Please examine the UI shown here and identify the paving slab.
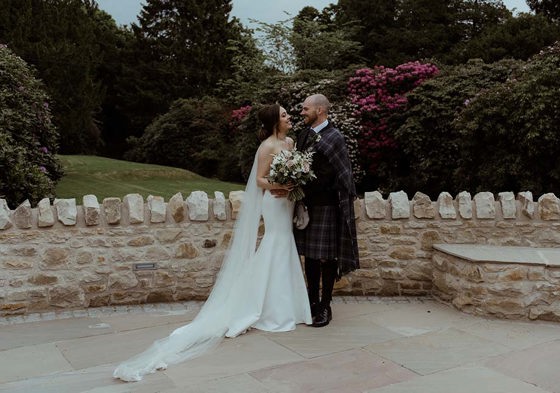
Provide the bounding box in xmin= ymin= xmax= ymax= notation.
xmin=0 ymin=317 xmax=113 ymax=351
xmin=325 ymin=301 xmax=395 ymax=320
xmin=486 ymin=339 xmax=560 ymax=393
xmin=251 ymin=348 xmax=418 ymax=393
xmin=361 ymin=300 xmax=474 ymax=337
xmin=0 ymin=364 xmax=174 ymax=393
xmin=163 ymin=332 xmax=305 ymax=386
xmin=58 ymin=322 xmax=186 ymax=370
xmin=364 ymin=365 xmax=551 ymax=393
xmin=462 ymin=318 xmax=560 ymax=350
xmin=0 ymin=342 xmax=73 ymax=384
xmin=365 ymin=327 xmax=512 ymax=375
xmin=161 ymin=373 xmax=271 ymax=393
xmin=264 ymin=304 xmax=402 ymax=358
xmin=99 ymin=308 xmax=197 ymax=333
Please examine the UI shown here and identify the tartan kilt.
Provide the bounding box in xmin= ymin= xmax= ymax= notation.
xmin=294 ymin=205 xmax=338 ymax=260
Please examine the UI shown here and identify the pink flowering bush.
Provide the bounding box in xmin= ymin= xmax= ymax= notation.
xmin=229 ymin=71 xmax=365 ymax=184
xmin=347 ymin=62 xmax=439 ymax=181
xmin=229 ymin=105 xmax=252 ymax=130
xmin=228 ymin=64 xmax=439 ymax=190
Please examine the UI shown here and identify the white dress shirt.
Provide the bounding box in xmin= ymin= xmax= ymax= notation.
xmin=312 ymin=119 xmax=328 ymax=133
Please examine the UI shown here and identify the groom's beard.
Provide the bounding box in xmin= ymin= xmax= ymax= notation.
xmin=303 ymin=114 xmax=318 ymax=127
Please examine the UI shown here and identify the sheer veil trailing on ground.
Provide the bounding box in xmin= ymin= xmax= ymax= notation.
xmin=113 ymin=151 xmax=264 ymax=382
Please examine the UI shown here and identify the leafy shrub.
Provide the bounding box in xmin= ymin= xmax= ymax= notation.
xmin=0 ymin=44 xmax=63 ymax=207
xmin=454 ymin=42 xmax=560 ymax=195
xmin=389 ymin=58 xmax=523 ymax=197
xmin=125 ymin=96 xmax=242 ymax=181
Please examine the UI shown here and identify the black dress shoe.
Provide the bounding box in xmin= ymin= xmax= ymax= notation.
xmin=310 ymin=302 xmax=320 ymax=318
xmin=312 ymin=306 xmax=332 ymax=327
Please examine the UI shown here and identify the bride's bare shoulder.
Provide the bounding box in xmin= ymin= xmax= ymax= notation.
xmin=257 ymin=140 xmax=275 ymax=157
xmin=286 ymin=137 xmax=294 ymax=149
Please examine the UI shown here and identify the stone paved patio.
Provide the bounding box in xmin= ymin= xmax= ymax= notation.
xmin=1 ymin=296 xmax=559 ymax=393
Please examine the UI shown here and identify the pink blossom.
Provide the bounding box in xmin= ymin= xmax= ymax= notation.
xmin=348 ymin=61 xmax=439 ymax=173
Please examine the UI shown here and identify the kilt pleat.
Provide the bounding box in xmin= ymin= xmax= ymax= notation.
xmin=295 ymin=205 xmax=338 ymax=260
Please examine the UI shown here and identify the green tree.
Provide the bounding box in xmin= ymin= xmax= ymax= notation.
xmin=252 ymin=17 xmax=297 ymax=74
xmin=381 ymin=0 xmax=464 ymax=65
xmin=527 ymin=0 xmax=560 ymax=21
xmin=217 ymin=25 xmax=269 ymax=105
xmin=334 ymin=0 xmax=399 ymax=65
xmin=118 ymin=0 xmax=241 ymax=160
xmin=333 ymin=0 xmax=513 ymax=66
xmin=454 ymin=13 xmax=560 ymax=63
xmin=457 ymin=0 xmax=511 ymax=39
xmin=291 ymin=7 xmax=363 ymax=71
xmin=94 ymin=14 xmax=141 ymax=158
xmin=0 ymin=44 xmax=63 ymax=206
xmin=133 ymin=0 xmax=238 ymax=99
xmin=0 ymin=0 xmax=110 ymax=154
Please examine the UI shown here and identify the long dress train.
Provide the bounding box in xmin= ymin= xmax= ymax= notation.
xmin=113 ymin=149 xmax=311 ymax=382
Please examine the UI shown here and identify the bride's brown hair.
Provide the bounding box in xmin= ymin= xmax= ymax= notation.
xmin=257 ymin=104 xmax=280 ymax=141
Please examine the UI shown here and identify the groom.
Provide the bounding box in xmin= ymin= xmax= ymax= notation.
xmin=294 ymin=94 xmax=359 ymax=327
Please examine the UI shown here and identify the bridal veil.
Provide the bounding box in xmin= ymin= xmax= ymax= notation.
xmin=113 ymin=150 xmax=264 ymax=382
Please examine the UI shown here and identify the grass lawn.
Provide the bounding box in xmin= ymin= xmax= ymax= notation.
xmin=55 ymin=155 xmax=245 ymax=201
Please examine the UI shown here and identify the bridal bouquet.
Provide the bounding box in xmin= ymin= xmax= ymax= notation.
xmin=268 ymin=148 xmax=316 ymax=201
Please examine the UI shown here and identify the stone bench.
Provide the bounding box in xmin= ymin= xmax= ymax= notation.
xmin=432 ymin=244 xmax=560 ymax=322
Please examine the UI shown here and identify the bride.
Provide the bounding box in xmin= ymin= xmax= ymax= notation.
xmin=113 ymin=104 xmax=312 ymax=382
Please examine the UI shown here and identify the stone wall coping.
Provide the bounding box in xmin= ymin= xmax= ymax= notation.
xmin=433 ymin=244 xmax=560 ymax=266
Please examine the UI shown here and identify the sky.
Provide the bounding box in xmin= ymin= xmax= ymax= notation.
xmin=96 ymin=0 xmax=532 ymax=27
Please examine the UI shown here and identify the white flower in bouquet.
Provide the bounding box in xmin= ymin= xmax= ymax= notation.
xmin=268 ymin=148 xmax=316 ymax=201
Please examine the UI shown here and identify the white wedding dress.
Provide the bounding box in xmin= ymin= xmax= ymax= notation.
xmin=113 ymin=149 xmax=311 ymax=382
xmin=225 ymin=189 xmax=312 ymax=336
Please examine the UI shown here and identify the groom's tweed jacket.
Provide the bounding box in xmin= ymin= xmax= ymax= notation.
xmin=295 ymin=122 xmax=360 ymax=278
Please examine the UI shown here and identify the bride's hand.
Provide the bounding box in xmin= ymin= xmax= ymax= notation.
xmin=270 ymin=183 xmax=292 ymax=198
xmin=281 ymin=182 xmax=294 ymax=192
xmin=270 ymin=189 xmax=289 ymax=198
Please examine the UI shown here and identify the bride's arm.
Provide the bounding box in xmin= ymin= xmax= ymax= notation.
xmin=256 ymin=145 xmax=291 ymax=191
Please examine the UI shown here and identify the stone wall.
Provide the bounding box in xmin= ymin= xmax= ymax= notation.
xmin=432 ymin=244 xmax=560 ymax=321
xmin=1 ymin=190 xmax=560 ymax=316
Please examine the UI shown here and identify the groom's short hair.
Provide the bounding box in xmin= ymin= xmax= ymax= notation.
xmin=309 ymin=94 xmax=331 ymax=113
